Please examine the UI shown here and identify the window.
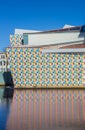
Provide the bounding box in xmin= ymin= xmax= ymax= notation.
xmin=0 ymin=61 xmax=2 ymax=66
xmin=3 ymin=61 xmax=6 ymax=66
xmin=80 ymin=25 xmax=85 ymax=32
xmin=23 ymin=34 xmax=28 ymax=45
xmin=1 ymin=55 xmax=5 ymax=59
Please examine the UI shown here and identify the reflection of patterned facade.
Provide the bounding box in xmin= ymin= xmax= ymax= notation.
xmin=6 ymin=90 xmax=85 ymax=130
xmin=6 ymin=25 xmax=85 ymax=88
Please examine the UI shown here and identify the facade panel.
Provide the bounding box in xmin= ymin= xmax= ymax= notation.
xmin=6 ymin=47 xmax=85 ymax=88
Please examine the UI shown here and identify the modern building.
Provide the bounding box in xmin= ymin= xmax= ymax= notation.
xmin=6 ymin=25 xmax=85 ymax=88
xmin=11 ymin=25 xmax=85 ymax=48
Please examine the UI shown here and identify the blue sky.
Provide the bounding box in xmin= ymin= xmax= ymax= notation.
xmin=0 ymin=0 xmax=85 ymax=51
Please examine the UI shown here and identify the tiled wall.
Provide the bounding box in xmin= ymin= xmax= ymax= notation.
xmin=10 ymin=34 xmax=23 ymax=46
xmin=6 ymin=47 xmax=85 ymax=88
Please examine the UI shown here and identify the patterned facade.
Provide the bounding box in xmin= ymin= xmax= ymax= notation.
xmin=10 ymin=34 xmax=23 ymax=46
xmin=6 ymin=37 xmax=85 ymax=88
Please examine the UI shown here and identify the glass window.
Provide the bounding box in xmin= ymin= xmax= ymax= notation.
xmin=0 ymin=61 xmax=2 ymax=66
xmin=1 ymin=55 xmax=5 ymax=59
xmin=3 ymin=61 xmax=6 ymax=65
xmin=80 ymin=25 xmax=85 ymax=32
xmin=23 ymin=34 xmax=28 ymax=45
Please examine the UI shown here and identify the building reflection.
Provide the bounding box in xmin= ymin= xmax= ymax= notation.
xmin=0 ymin=87 xmax=13 ymax=130
xmin=6 ymin=89 xmax=85 ymax=130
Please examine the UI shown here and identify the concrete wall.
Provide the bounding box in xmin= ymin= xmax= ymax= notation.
xmin=28 ymin=32 xmax=84 ymax=46
xmin=0 ymin=72 xmax=6 ymax=85
xmin=10 ymin=32 xmax=85 ymax=48
xmin=15 ymin=29 xmax=41 ymax=34
xmin=6 ymin=47 xmax=85 ymax=88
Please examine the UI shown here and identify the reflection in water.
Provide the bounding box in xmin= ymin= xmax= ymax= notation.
xmin=0 ymin=87 xmax=14 ymax=130
xmin=3 ymin=87 xmax=14 ymax=98
xmin=5 ymin=89 xmax=85 ymax=130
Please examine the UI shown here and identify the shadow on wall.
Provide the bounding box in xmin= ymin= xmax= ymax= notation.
xmin=3 ymin=71 xmax=14 ymax=86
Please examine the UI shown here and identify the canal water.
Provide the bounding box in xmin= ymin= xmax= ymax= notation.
xmin=0 ymin=88 xmax=85 ymax=130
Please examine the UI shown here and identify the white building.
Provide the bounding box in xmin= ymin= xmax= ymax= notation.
xmin=15 ymin=29 xmax=41 ymax=34
xmin=15 ymin=25 xmax=85 ymax=48
xmin=0 ymin=52 xmax=7 ymax=72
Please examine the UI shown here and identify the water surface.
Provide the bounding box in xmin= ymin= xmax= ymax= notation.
xmin=0 ymin=88 xmax=85 ymax=130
